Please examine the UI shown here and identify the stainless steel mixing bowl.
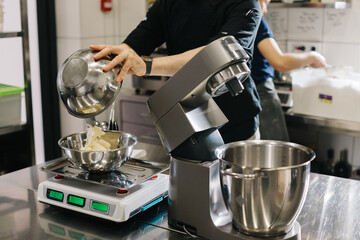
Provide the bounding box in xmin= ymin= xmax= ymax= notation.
xmin=57 ymin=48 xmax=122 ymax=118
xmin=215 ymin=140 xmax=315 ymax=237
xmin=58 ymin=131 xmax=137 ymax=173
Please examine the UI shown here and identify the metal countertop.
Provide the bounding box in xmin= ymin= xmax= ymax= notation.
xmin=1 ymin=150 xmax=360 ymax=239
xmin=285 ymin=111 xmax=360 ymax=137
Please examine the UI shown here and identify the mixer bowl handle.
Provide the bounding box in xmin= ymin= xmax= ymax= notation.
xmin=221 ymin=170 xmax=264 ymax=179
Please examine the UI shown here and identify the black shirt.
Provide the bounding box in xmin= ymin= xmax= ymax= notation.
xmin=123 ymin=0 xmax=261 ymax=142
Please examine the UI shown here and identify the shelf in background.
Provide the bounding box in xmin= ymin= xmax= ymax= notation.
xmin=0 ymin=124 xmax=26 ymax=136
xmin=0 ymin=32 xmax=23 ymax=38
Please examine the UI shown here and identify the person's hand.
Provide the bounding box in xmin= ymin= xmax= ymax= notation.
xmin=309 ymin=51 xmax=327 ymax=69
xmin=89 ymin=44 xmax=146 ymax=82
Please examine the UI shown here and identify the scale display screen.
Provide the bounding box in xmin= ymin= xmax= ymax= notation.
xmin=68 ymin=195 xmax=85 ymax=207
xmin=47 ymin=189 xmax=64 ymax=202
xmin=91 ymin=201 xmax=109 ymax=213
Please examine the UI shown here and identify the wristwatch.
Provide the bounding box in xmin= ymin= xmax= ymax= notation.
xmin=141 ymin=56 xmax=153 ymax=77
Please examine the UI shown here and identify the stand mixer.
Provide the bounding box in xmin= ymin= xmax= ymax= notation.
xmin=147 ymin=36 xmax=304 ymax=240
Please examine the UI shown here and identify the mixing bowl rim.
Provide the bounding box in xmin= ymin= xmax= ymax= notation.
xmin=216 ymin=140 xmax=316 ymax=171
xmin=57 ymin=130 xmax=138 ymax=153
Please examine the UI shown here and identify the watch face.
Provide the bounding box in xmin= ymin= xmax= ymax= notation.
xmin=141 ymin=56 xmax=152 ymax=61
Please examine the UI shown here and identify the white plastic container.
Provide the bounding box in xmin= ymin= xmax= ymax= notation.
xmin=0 ymin=84 xmax=24 ymax=127
xmin=291 ymin=68 xmax=360 ymax=123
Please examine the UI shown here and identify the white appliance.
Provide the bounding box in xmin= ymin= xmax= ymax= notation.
xmin=38 ymin=145 xmax=170 ymax=223
xmin=38 ymin=173 xmax=168 ymax=222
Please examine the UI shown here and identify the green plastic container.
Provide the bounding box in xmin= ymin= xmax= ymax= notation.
xmin=0 ymin=84 xmax=24 ymax=128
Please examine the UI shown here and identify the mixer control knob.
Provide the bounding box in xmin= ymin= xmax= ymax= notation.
xmin=226 ymin=78 xmax=244 ymax=96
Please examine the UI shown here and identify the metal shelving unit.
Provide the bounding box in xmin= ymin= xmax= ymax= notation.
xmin=0 ymin=0 xmax=35 ymax=170
xmin=0 ymin=31 xmax=22 ymax=38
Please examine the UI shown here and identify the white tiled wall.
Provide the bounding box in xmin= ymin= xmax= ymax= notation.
xmin=0 ymin=37 xmax=24 ymax=88
xmin=268 ymin=3 xmax=360 ymax=72
xmin=118 ymin=0 xmax=147 ymax=38
xmin=323 ymin=8 xmax=360 ymax=44
xmin=287 ymin=8 xmax=323 ymax=42
xmin=322 ymin=42 xmax=360 ymax=70
xmin=1 ymin=0 xmax=21 ymax=32
xmin=264 ymin=8 xmax=288 ymax=41
xmin=268 ymin=3 xmax=360 ymax=170
xmin=55 ymin=0 xmax=147 ymax=137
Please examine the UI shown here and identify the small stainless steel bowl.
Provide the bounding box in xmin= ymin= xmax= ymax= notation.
xmin=58 ymin=131 xmax=137 ymax=173
xmin=57 ymin=48 xmax=121 ymax=118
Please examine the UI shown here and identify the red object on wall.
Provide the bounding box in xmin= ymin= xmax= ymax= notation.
xmin=101 ymin=0 xmax=112 ymax=12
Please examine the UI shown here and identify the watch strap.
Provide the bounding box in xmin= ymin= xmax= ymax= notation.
xmin=141 ymin=56 xmax=152 ymax=77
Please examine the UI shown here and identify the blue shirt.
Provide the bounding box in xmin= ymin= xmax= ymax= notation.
xmin=251 ymin=18 xmax=275 ymax=84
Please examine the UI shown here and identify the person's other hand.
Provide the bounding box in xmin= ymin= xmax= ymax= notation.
xmin=89 ymin=44 xmax=146 ymax=82
xmin=309 ymin=51 xmax=327 ymax=69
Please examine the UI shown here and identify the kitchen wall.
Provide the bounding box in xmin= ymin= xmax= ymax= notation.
xmin=55 ymin=0 xmax=360 ymax=171
xmin=267 ymin=2 xmax=360 ymax=171
xmin=55 ymin=0 xmax=147 ymax=137
xmin=267 ymin=1 xmax=360 ymax=72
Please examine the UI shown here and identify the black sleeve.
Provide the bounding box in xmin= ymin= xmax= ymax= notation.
xmin=209 ymin=0 xmax=261 ymax=61
xmin=123 ymin=0 xmax=166 ymax=56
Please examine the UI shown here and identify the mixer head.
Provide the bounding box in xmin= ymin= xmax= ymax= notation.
xmin=147 ymin=36 xmax=251 ymax=158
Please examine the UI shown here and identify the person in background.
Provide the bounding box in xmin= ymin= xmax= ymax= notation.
xmin=253 ymin=0 xmax=327 ymax=141
xmin=90 ymin=0 xmax=262 ymax=143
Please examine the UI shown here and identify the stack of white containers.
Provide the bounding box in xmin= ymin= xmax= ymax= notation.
xmin=0 ymin=0 xmax=3 ymax=32
xmin=291 ymin=67 xmax=360 ymax=123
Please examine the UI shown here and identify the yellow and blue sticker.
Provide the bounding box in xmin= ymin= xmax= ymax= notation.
xmin=318 ymin=93 xmax=332 ymax=104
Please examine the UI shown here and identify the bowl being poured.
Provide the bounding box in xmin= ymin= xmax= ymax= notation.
xmin=57 ymin=48 xmax=122 ymax=118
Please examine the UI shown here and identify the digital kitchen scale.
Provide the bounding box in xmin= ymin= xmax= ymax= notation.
xmin=38 ymin=155 xmax=169 ymax=222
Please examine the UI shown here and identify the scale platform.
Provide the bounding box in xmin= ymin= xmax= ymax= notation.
xmin=38 ymin=154 xmax=169 ymax=222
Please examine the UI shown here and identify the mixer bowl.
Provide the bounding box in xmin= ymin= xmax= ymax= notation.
xmin=215 ymin=140 xmax=315 ymax=237
xmin=57 ymin=48 xmax=122 ymax=118
xmin=58 ymin=131 xmax=137 ymax=173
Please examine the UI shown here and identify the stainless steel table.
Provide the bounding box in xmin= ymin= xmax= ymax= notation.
xmin=1 ymin=158 xmax=360 ymax=239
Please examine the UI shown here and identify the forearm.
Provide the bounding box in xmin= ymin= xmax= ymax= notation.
xmin=273 ymin=52 xmax=316 ymax=72
xmin=90 ymin=43 xmax=205 ymax=81
xmin=151 ymin=47 xmax=205 ymax=76
xmin=259 ymin=38 xmax=327 ymax=72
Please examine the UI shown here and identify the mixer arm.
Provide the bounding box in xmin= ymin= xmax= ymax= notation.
xmin=147 ymin=36 xmax=251 ymax=157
